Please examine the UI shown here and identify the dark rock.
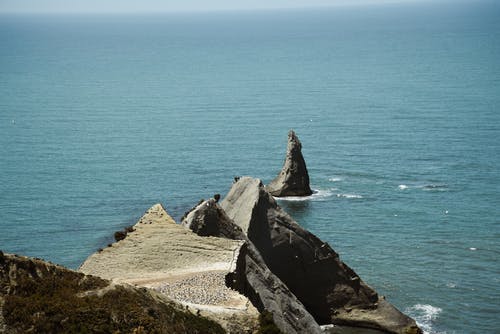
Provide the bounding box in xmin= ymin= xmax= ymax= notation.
xmin=113 ymin=226 xmax=135 ymax=243
xmin=214 ymin=194 xmax=221 ymax=202
xmin=182 ymin=199 xmax=322 ymax=334
xmin=221 ymin=177 xmax=421 ymax=334
xmin=266 ymin=130 xmax=313 ymax=197
xmin=114 ymin=230 xmax=127 ymax=242
xmin=182 ymin=198 xmax=245 ymax=239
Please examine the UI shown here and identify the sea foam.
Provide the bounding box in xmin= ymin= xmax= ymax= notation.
xmin=405 ymin=304 xmax=443 ymax=334
xmin=275 ymin=189 xmax=334 ymax=202
xmin=336 ymin=193 xmax=363 ymax=199
xmin=328 ymin=177 xmax=343 ymax=182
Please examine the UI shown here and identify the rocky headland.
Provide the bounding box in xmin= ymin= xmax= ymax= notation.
xmin=0 ymin=131 xmax=421 ymax=334
xmin=221 ymin=177 xmax=420 ymax=334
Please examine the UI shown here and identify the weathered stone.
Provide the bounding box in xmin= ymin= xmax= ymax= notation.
xmin=267 ymin=130 xmax=313 ymax=197
xmin=182 ymin=198 xmax=322 ymax=334
xmin=114 ymin=230 xmax=127 ymax=242
xmin=221 ymin=177 xmax=421 ymax=334
xmin=80 ymin=204 xmax=259 ymax=334
xmin=182 ymin=198 xmax=244 ymax=239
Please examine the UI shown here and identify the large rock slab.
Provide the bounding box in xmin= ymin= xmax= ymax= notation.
xmin=80 ymin=204 xmax=243 ymax=285
xmin=266 ymin=130 xmax=313 ymax=197
xmin=182 ymin=198 xmax=323 ymax=334
xmin=80 ymin=204 xmax=259 ymax=333
xmin=221 ymin=177 xmax=421 ymax=334
xmin=0 ymin=252 xmax=224 ymax=334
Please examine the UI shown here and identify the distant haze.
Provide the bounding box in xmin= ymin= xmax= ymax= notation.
xmin=0 ymin=0 xmax=430 ymax=14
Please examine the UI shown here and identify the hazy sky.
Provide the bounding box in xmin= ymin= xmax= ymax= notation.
xmin=0 ymin=0 xmax=425 ymax=13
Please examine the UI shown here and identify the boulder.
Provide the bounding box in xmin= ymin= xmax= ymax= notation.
xmin=221 ymin=177 xmax=422 ymax=334
xmin=182 ymin=198 xmax=323 ymax=334
xmin=0 ymin=253 xmax=224 ymax=334
xmin=267 ymin=130 xmax=313 ymax=197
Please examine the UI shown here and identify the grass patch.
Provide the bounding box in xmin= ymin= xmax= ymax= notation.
xmin=1 ymin=255 xmax=225 ymax=334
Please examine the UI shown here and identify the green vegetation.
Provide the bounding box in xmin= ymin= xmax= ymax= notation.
xmin=1 ymin=255 xmax=225 ymax=334
xmin=257 ymin=310 xmax=283 ymax=334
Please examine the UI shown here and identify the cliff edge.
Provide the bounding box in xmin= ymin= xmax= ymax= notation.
xmin=182 ymin=198 xmax=322 ymax=334
xmin=0 ymin=251 xmax=224 ymax=334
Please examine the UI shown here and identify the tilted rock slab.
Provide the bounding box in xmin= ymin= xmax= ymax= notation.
xmin=266 ymin=130 xmax=313 ymax=197
xmin=183 ymin=198 xmax=323 ymax=334
xmin=221 ymin=177 xmax=422 ymax=334
xmin=80 ymin=204 xmax=259 ymax=334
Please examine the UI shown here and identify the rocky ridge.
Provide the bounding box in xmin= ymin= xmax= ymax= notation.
xmin=182 ymin=198 xmax=323 ymax=334
xmin=1 ymin=131 xmax=422 ymax=334
xmin=221 ymin=177 xmax=421 ymax=334
xmin=79 ymin=204 xmax=260 ymax=333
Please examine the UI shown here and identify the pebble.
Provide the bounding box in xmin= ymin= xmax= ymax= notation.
xmin=155 ymin=272 xmax=232 ymax=305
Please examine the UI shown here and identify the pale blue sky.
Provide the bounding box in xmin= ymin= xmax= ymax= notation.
xmin=0 ymin=0 xmax=426 ymax=13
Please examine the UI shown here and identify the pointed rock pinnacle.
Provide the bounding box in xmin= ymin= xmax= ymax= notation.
xmin=266 ymin=130 xmax=313 ymax=197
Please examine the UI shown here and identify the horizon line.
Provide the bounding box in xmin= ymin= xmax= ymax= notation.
xmin=0 ymin=0 xmax=464 ymax=15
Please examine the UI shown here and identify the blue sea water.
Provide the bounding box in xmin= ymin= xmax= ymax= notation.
xmin=1 ymin=2 xmax=499 ymax=333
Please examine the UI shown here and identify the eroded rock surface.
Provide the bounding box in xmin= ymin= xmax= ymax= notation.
xmin=182 ymin=198 xmax=323 ymax=334
xmin=267 ymin=130 xmax=313 ymax=197
xmin=221 ymin=177 xmax=421 ymax=334
xmin=80 ymin=204 xmax=259 ymax=334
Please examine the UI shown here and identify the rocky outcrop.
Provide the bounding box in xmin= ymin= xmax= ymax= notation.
xmin=267 ymin=130 xmax=313 ymax=197
xmin=221 ymin=177 xmax=421 ymax=334
xmin=0 ymin=253 xmax=224 ymax=333
xmin=182 ymin=198 xmax=246 ymax=240
xmin=80 ymin=204 xmax=259 ymax=334
xmin=182 ymin=198 xmax=323 ymax=334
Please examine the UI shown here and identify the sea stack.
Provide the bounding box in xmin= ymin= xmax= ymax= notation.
xmin=267 ymin=130 xmax=313 ymax=197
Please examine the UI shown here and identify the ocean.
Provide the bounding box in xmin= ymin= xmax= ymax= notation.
xmin=1 ymin=1 xmax=499 ymax=333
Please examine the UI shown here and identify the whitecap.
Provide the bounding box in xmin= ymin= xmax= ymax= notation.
xmin=469 ymin=247 xmax=477 ymax=251
xmin=398 ymin=184 xmax=409 ymax=190
xmin=275 ymin=189 xmax=334 ymax=202
xmin=336 ymin=193 xmax=363 ymax=199
xmin=405 ymin=304 xmax=442 ymax=334
xmin=446 ymin=282 xmax=456 ymax=288
xmin=420 ymin=184 xmax=449 ymax=192
xmin=329 ymin=177 xmax=343 ymax=182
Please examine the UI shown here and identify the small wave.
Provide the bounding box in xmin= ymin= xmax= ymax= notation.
xmin=469 ymin=247 xmax=477 ymax=251
xmin=446 ymin=282 xmax=456 ymax=288
xmin=398 ymin=184 xmax=409 ymax=190
xmin=275 ymin=189 xmax=334 ymax=202
xmin=329 ymin=177 xmax=343 ymax=182
xmin=405 ymin=304 xmax=442 ymax=334
xmin=420 ymin=184 xmax=449 ymax=192
xmin=336 ymin=193 xmax=363 ymax=199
